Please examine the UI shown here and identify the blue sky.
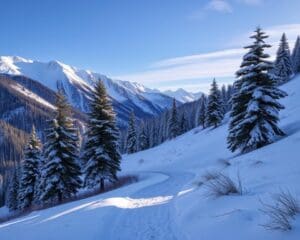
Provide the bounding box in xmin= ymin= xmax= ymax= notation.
xmin=1 ymin=0 xmax=300 ymax=92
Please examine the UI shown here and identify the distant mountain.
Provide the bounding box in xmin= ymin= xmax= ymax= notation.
xmin=0 ymin=56 xmax=175 ymax=126
xmin=163 ymin=88 xmax=204 ymax=103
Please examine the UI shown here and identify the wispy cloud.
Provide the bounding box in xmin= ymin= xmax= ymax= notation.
xmin=114 ymin=23 xmax=300 ymax=92
xmin=206 ymin=0 xmax=233 ymax=13
xmin=190 ymin=0 xmax=265 ymax=20
xmin=189 ymin=0 xmax=233 ymax=19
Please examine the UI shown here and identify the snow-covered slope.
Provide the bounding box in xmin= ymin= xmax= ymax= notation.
xmin=0 ymin=56 xmax=174 ymax=125
xmin=163 ymin=88 xmax=203 ymax=103
xmin=1 ymin=76 xmax=300 ymax=240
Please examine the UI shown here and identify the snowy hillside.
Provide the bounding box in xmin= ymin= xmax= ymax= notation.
xmin=1 ymin=76 xmax=300 ymax=240
xmin=0 ymin=56 xmax=174 ymax=124
xmin=163 ymin=88 xmax=203 ymax=103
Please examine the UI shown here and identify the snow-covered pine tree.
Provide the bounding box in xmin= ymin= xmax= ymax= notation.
xmin=168 ymin=99 xmax=179 ymax=139
xmin=138 ymin=123 xmax=149 ymax=151
xmin=179 ymin=113 xmax=188 ymax=135
xmin=226 ymin=84 xmax=234 ymax=111
xmin=6 ymin=167 xmax=20 ymax=211
xmin=221 ymin=84 xmax=227 ymax=113
xmin=291 ymin=36 xmax=300 ymax=73
xmin=83 ymin=80 xmax=121 ymax=191
xmin=18 ymin=126 xmax=42 ymax=210
xmin=198 ymin=95 xmax=207 ymax=128
xmin=205 ymin=79 xmax=223 ymax=128
xmin=126 ymin=111 xmax=137 ymax=154
xmin=274 ymin=33 xmax=294 ymax=83
xmin=39 ymin=91 xmax=82 ymax=204
xmin=228 ymin=27 xmax=287 ymax=153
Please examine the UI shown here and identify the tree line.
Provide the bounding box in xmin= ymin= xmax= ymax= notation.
xmin=123 ymin=28 xmax=298 ymax=154
xmin=6 ymin=81 xmax=121 ymax=212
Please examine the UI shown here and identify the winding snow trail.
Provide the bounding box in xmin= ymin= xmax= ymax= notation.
xmin=104 ymin=171 xmax=193 ymax=240
xmin=0 ymin=171 xmax=194 ymax=240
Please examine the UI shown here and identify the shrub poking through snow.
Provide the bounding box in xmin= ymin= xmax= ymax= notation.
xmin=202 ymin=171 xmax=219 ymax=182
xmin=204 ymin=172 xmax=243 ymax=198
xmin=260 ymin=190 xmax=300 ymax=231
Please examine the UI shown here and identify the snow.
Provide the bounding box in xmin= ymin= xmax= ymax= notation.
xmin=1 ymin=75 xmax=300 ymax=239
xmin=0 ymin=56 xmax=174 ymax=115
xmin=10 ymin=84 xmax=56 ymax=110
xmin=164 ymin=88 xmax=203 ymax=103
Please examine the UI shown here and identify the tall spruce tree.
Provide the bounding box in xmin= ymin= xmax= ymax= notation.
xmin=39 ymin=91 xmax=82 ymax=203
xmin=126 ymin=111 xmax=137 ymax=154
xmin=205 ymin=79 xmax=223 ymax=128
xmin=18 ymin=126 xmax=42 ymax=210
xmin=198 ymin=95 xmax=207 ymax=128
xmin=6 ymin=167 xmax=20 ymax=211
xmin=168 ymin=99 xmax=179 ymax=139
xmin=83 ymin=80 xmax=121 ymax=191
xmin=274 ymin=33 xmax=294 ymax=83
xmin=179 ymin=113 xmax=188 ymax=135
xmin=292 ymin=36 xmax=300 ymax=73
xmin=228 ymin=27 xmax=287 ymax=153
xmin=139 ymin=124 xmax=149 ymax=151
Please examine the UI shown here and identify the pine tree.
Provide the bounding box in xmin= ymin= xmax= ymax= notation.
xmin=18 ymin=126 xmax=42 ymax=210
xmin=228 ymin=27 xmax=287 ymax=153
xmin=6 ymin=167 xmax=20 ymax=211
xmin=274 ymin=33 xmax=294 ymax=83
xmin=39 ymin=91 xmax=82 ymax=204
xmin=292 ymin=36 xmax=300 ymax=73
xmin=139 ymin=123 xmax=149 ymax=151
xmin=83 ymin=80 xmax=121 ymax=191
xmin=226 ymin=84 xmax=234 ymax=111
xmin=198 ymin=95 xmax=207 ymax=128
xmin=205 ymin=79 xmax=223 ymax=128
xmin=179 ymin=113 xmax=188 ymax=135
xmin=126 ymin=111 xmax=137 ymax=154
xmin=168 ymin=99 xmax=179 ymax=139
xmin=221 ymin=84 xmax=227 ymax=113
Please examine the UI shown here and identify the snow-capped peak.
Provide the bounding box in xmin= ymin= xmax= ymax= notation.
xmin=163 ymin=88 xmax=203 ymax=103
xmin=0 ymin=56 xmax=175 ymax=125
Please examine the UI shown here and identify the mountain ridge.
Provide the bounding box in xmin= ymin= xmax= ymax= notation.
xmin=0 ymin=56 xmax=176 ymax=125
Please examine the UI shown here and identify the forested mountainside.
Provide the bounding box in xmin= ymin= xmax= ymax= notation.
xmin=0 ymin=74 xmax=87 ymax=206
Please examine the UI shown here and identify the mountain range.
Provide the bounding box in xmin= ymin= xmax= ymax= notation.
xmin=0 ymin=56 xmax=177 ymax=126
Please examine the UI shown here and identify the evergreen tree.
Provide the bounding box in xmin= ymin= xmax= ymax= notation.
xmin=221 ymin=84 xmax=227 ymax=113
xmin=126 ymin=111 xmax=137 ymax=154
xmin=226 ymin=84 xmax=234 ymax=111
xmin=274 ymin=33 xmax=294 ymax=83
xmin=138 ymin=124 xmax=149 ymax=151
xmin=205 ymin=79 xmax=223 ymax=128
xmin=39 ymin=91 xmax=82 ymax=204
xmin=83 ymin=80 xmax=121 ymax=191
xmin=292 ymin=36 xmax=300 ymax=73
xmin=179 ymin=113 xmax=188 ymax=135
xmin=228 ymin=27 xmax=287 ymax=153
xmin=198 ymin=95 xmax=207 ymax=128
xmin=168 ymin=99 xmax=179 ymax=139
xmin=6 ymin=167 xmax=20 ymax=211
xmin=18 ymin=126 xmax=42 ymax=210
